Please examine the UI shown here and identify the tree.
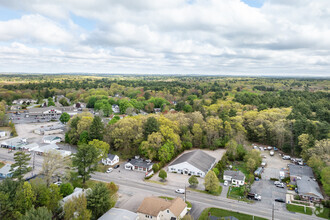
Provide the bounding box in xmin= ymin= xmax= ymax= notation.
xmin=47 ymin=184 xmax=62 ymax=213
xmin=88 ymin=139 xmax=110 ymax=159
xmin=192 ymin=123 xmax=203 ymax=147
xmin=212 ymin=168 xmax=220 ymax=177
xmin=188 ymin=175 xmax=199 ymax=187
xmin=158 ymin=141 xmax=175 ymax=163
xmin=89 ymin=116 xmax=104 ymax=140
xmin=59 ymin=97 xmax=70 ymax=106
xmin=204 ymin=170 xmax=219 ymax=192
xmin=60 ymin=112 xmax=70 ymax=124
xmin=11 ymin=151 xmax=31 ymax=181
xmin=16 ymin=182 xmax=35 ymax=214
xmin=20 ymin=206 xmax=52 ymax=220
xmin=79 ymin=131 xmax=89 ymax=145
xmin=108 ymin=116 xmax=120 ymax=125
xmin=152 ymin=163 xmax=159 ymax=173
xmin=72 ymin=144 xmax=99 ymax=184
xmin=159 ymin=169 xmax=167 ymax=181
xmin=246 ymin=158 xmax=256 ymax=173
xmin=42 ymin=150 xmax=65 ymax=186
xmin=86 ymin=182 xmax=112 ymax=219
xmin=64 ymin=194 xmax=91 ymax=220
xmin=60 ymin=183 xmax=74 ymax=197
xmin=144 ymin=117 xmax=159 ymax=138
xmin=0 ymin=179 xmax=19 ymax=219
xmin=321 ymin=167 xmax=330 ymax=196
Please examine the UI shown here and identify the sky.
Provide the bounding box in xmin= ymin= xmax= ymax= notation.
xmin=0 ymin=0 xmax=329 ymax=77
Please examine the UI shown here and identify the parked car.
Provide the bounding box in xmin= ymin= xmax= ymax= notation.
xmin=54 ymin=181 xmax=62 ymax=186
xmin=274 ymin=147 xmax=278 ymax=151
xmin=255 ymin=177 xmax=260 ymax=181
xmin=224 ymin=181 xmax=228 ymax=186
xmin=263 ymin=147 xmax=267 ymax=151
xmin=247 ymin=193 xmax=261 ymax=201
xmin=276 ymin=183 xmax=285 ymax=188
xmin=175 ymin=189 xmax=185 ymax=194
xmin=259 ymin=147 xmax=264 ymax=151
xmin=282 ymin=155 xmax=291 ymax=160
xmin=275 ymin=198 xmax=285 ymax=203
xmin=270 ymin=150 xmax=274 ymax=156
xmin=253 ymin=146 xmax=258 ymax=150
xmin=114 ymin=165 xmax=120 ymax=169
xmin=267 ymin=146 xmax=272 ymax=150
xmin=106 ymin=168 xmax=113 ymax=173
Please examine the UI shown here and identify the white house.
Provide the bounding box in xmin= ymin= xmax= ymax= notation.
xmin=168 ymin=150 xmax=216 ymax=178
xmin=0 ymin=164 xmax=16 ymax=178
xmin=102 ymin=153 xmax=119 ymax=166
xmin=137 ymin=197 xmax=187 ymax=220
xmin=43 ymin=135 xmax=61 ymax=144
xmin=125 ymin=157 xmax=154 ymax=177
xmin=0 ymin=130 xmax=6 ymax=138
xmin=112 ymin=105 xmax=120 ymax=114
xmin=28 ymin=107 xmax=62 ymax=117
xmin=223 ymin=170 xmax=246 ymax=186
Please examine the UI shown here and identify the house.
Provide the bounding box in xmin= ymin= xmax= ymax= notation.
xmin=99 ymin=208 xmax=138 ymax=220
xmin=154 ymin=108 xmax=161 ymax=113
xmin=137 ymin=197 xmax=187 ymax=220
xmin=0 ymin=164 xmax=15 ymax=178
xmin=0 ymin=130 xmax=6 ymax=138
xmin=0 ymin=137 xmax=27 ymax=150
xmin=61 ymin=188 xmax=91 ymax=206
xmin=296 ymin=176 xmax=324 ymax=202
xmin=42 ymin=135 xmax=61 ymax=144
xmin=168 ymin=150 xmax=216 ymax=178
xmin=288 ymin=164 xmax=314 ymax=183
xmin=12 ymin=99 xmax=37 ymax=105
xmin=102 ymin=153 xmax=119 ymax=166
xmin=223 ymin=170 xmax=246 ymax=186
xmin=112 ymin=105 xmax=120 ymax=114
xmin=34 ymin=144 xmax=60 ymax=155
xmin=125 ymin=157 xmax=154 ymax=177
xmin=10 ymin=105 xmax=21 ymax=111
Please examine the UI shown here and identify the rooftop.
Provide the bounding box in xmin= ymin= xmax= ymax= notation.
xmin=0 ymin=164 xmax=13 ymax=175
xmin=137 ymin=197 xmax=186 ymax=217
xmin=107 ymin=153 xmax=117 ymax=160
xmin=297 ymin=176 xmax=324 ymax=199
xmin=62 ymin=188 xmax=91 ymax=204
xmin=170 ymin=150 xmax=216 ymax=173
xmin=43 ymin=135 xmax=61 ymax=141
xmin=128 ymin=158 xmax=153 ymax=168
xmin=289 ymin=164 xmax=314 ymax=178
xmin=98 ymin=208 xmax=137 ymax=220
xmin=224 ymin=170 xmax=246 ymax=181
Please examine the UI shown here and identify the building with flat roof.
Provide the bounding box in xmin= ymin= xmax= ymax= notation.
xmin=98 ymin=208 xmax=138 ymax=220
xmin=0 ymin=164 xmax=15 ymax=178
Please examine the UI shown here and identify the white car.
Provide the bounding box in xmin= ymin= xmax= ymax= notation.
xmin=175 ymin=189 xmax=185 ymax=194
xmin=54 ymin=181 xmax=62 ymax=186
xmin=106 ymin=168 xmax=113 ymax=173
xmin=224 ymin=181 xmax=228 ymax=186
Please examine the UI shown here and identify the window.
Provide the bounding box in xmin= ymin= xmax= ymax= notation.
xmin=167 ymin=210 xmax=169 ymax=213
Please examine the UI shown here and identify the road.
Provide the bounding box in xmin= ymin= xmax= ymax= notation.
xmin=0 ymin=150 xmax=323 ymax=220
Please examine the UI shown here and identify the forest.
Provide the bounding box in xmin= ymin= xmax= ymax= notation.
xmin=0 ymin=74 xmax=329 ymax=198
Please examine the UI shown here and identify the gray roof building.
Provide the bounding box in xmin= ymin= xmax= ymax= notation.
xmin=288 ymin=164 xmax=314 ymax=178
xmin=224 ymin=170 xmax=246 ymax=181
xmin=128 ymin=158 xmax=154 ymax=169
xmin=98 ymin=208 xmax=138 ymax=220
xmin=107 ymin=153 xmax=116 ymax=161
xmin=169 ymin=150 xmax=216 ymax=174
xmin=297 ymin=176 xmax=324 ymax=199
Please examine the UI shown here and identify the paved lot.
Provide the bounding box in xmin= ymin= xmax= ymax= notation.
xmin=8 ymin=112 xmax=61 ymax=124
xmin=250 ymin=146 xmax=291 ymax=210
xmin=102 ymin=161 xmax=147 ymax=182
xmin=150 ymin=149 xmax=226 ymax=190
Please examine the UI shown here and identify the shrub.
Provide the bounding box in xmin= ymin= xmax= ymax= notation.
xmin=159 ymin=169 xmax=167 ymax=181
xmin=188 ymin=175 xmax=199 ymax=187
xmin=152 ymin=163 xmax=159 ymax=173
xmin=270 ymin=178 xmax=279 ymax=181
xmin=60 ymin=183 xmax=74 ymax=197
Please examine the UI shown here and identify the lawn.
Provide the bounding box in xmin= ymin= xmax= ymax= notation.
xmin=286 ymin=204 xmax=312 ymax=215
xmin=0 ymin=162 xmax=5 ymax=169
xmin=315 ymin=206 xmax=330 ymax=219
xmin=188 ymin=185 xmax=222 ymax=196
xmin=199 ymin=207 xmax=267 ymax=220
xmin=232 ymin=162 xmax=250 ymax=177
xmin=145 ymin=179 xmax=167 ymax=185
xmin=227 ymin=186 xmax=251 ymax=203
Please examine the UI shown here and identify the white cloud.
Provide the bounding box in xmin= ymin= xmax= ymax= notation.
xmin=0 ymin=0 xmax=329 ymax=76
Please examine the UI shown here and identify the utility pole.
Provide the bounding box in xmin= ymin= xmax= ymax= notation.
xmin=184 ymin=184 xmax=186 ymax=202
xmin=272 ymin=202 xmax=274 ymax=220
xmin=32 ymin=151 xmax=35 ymax=176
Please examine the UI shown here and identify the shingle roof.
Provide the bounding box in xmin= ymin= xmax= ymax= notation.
xmin=137 ymin=197 xmax=186 ymax=217
xmin=107 ymin=153 xmax=117 ymax=160
xmin=289 ymin=164 xmax=314 ymax=178
xmin=297 ymin=176 xmax=324 ymax=199
xmin=169 ymin=150 xmax=216 ymax=173
xmin=224 ymin=170 xmax=246 ymax=181
xmin=127 ymin=158 xmax=153 ymax=168
xmin=98 ymin=208 xmax=137 ymax=220
xmin=0 ymin=164 xmax=13 ymax=175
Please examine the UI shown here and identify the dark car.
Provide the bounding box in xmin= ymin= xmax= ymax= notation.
xmin=275 ymin=198 xmax=285 ymax=203
xmin=114 ymin=165 xmax=120 ymax=169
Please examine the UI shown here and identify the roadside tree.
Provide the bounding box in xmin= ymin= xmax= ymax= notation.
xmin=204 ymin=170 xmax=219 ymax=192
xmin=188 ymin=175 xmax=199 ymax=187
xmin=59 ymin=112 xmax=70 ymax=124
xmin=10 ymin=151 xmax=31 ymax=182
xmin=159 ymin=169 xmax=167 ymax=181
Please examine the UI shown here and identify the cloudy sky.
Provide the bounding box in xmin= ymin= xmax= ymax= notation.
xmin=0 ymin=0 xmax=329 ymax=76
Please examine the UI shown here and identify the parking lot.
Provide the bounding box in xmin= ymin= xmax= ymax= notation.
xmin=103 ymin=161 xmax=147 ymax=182
xmin=8 ymin=112 xmax=61 ymax=124
xmin=250 ymin=145 xmax=291 ymax=210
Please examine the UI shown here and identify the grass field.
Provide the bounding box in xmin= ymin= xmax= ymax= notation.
xmin=315 ymin=206 xmax=330 ymax=219
xmin=286 ymin=204 xmax=313 ymax=215
xmin=199 ymin=207 xmax=267 ymax=220
xmin=0 ymin=162 xmax=5 ymax=169
xmin=189 ymin=185 xmax=222 ymax=196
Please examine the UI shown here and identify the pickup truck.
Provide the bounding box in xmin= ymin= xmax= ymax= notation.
xmin=247 ymin=193 xmax=262 ymax=201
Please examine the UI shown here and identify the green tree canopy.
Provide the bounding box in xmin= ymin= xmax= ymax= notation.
xmin=204 ymin=170 xmax=219 ymax=192
xmin=20 ymin=206 xmax=52 ymax=220
xmin=159 ymin=169 xmax=167 ymax=181
xmin=188 ymin=175 xmax=199 ymax=187
xmin=59 ymin=112 xmax=70 ymax=124
xmin=86 ymin=182 xmax=112 ymax=219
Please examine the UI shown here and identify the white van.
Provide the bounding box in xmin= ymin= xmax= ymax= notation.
xmin=282 ymin=155 xmax=291 ymax=160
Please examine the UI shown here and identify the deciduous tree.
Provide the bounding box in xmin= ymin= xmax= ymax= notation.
xmin=188 ymin=175 xmax=199 ymax=187
xmin=204 ymin=170 xmax=219 ymax=192
xmin=159 ymin=169 xmax=167 ymax=181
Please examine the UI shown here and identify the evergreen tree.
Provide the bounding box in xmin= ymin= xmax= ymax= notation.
xmin=11 ymin=151 xmax=31 ymax=182
xmin=20 ymin=206 xmax=52 ymax=220
xmin=86 ymin=182 xmax=112 ymax=219
xmin=144 ymin=117 xmax=159 ymax=138
xmin=89 ymin=116 xmax=104 ymax=141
